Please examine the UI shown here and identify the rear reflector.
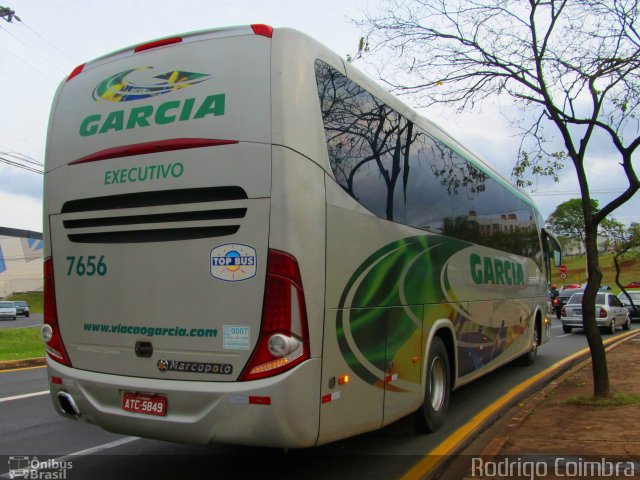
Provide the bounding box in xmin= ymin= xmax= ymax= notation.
xmin=134 ymin=36 xmax=182 ymax=53
xmin=69 ymin=138 xmax=238 ymax=165
xmin=251 ymin=24 xmax=273 ymax=38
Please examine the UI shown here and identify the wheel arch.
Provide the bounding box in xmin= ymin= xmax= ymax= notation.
xmin=422 ymin=319 xmax=457 ymax=395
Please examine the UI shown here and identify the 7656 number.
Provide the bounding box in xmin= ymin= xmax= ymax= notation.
xmin=66 ymin=255 xmax=107 ymax=276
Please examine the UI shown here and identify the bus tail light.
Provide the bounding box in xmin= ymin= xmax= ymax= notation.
xmin=42 ymin=257 xmax=72 ymax=366
xmin=251 ymin=24 xmax=273 ymax=38
xmin=134 ymin=36 xmax=182 ymax=53
xmin=239 ymin=250 xmax=310 ymax=381
xmin=66 ymin=63 xmax=85 ymax=82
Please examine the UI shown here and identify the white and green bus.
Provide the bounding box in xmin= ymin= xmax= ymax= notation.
xmin=43 ymin=24 xmax=562 ymax=448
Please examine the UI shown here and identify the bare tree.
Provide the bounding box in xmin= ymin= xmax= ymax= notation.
xmin=614 ymin=223 xmax=640 ymax=304
xmin=354 ymin=0 xmax=640 ymax=398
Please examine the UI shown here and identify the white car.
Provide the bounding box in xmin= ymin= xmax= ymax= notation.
xmin=561 ymin=292 xmax=630 ymax=334
xmin=0 ymin=301 xmax=17 ymax=320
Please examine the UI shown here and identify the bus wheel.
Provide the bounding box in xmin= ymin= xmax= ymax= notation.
xmin=415 ymin=336 xmax=450 ymax=433
xmin=518 ymin=321 xmax=539 ymax=366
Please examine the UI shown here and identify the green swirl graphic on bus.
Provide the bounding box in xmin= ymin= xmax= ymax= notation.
xmin=336 ymin=235 xmax=531 ymax=389
xmin=93 ymin=67 xmax=210 ymax=103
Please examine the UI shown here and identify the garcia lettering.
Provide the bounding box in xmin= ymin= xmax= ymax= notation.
xmin=470 ymin=253 xmax=525 ymax=286
xmin=80 ymin=94 xmax=226 ymax=137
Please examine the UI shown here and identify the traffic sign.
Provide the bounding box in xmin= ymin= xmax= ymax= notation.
xmin=560 ymin=273 xmax=567 ymax=280
xmin=559 ymin=265 xmax=567 ymax=274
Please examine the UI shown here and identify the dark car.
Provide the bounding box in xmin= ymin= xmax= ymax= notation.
xmin=554 ymin=288 xmax=584 ymax=319
xmin=618 ymin=291 xmax=640 ymax=321
xmin=13 ymin=300 xmax=29 ymax=317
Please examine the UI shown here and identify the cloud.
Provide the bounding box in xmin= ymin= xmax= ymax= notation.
xmin=0 ymin=190 xmax=43 ymax=232
xmin=0 ymin=166 xmax=43 ymax=200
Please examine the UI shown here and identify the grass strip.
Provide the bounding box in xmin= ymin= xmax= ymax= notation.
xmin=0 ymin=326 xmax=45 ymax=361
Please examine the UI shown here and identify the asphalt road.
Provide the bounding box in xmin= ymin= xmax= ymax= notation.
xmin=1 ymin=320 xmax=637 ymax=480
xmin=0 ymin=313 xmax=43 ymax=330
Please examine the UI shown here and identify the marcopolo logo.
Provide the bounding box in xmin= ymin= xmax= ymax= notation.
xmin=157 ymin=358 xmax=233 ymax=375
xmin=79 ymin=66 xmax=226 ymax=137
xmin=210 ymin=243 xmax=257 ymax=282
xmin=92 ymin=67 xmax=210 ymax=103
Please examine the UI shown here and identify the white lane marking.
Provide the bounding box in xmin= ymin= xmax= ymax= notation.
xmin=64 ymin=436 xmax=140 ymax=456
xmin=0 ymin=390 xmax=49 ymax=403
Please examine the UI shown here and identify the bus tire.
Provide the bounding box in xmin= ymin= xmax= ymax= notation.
xmin=517 ymin=320 xmax=539 ymax=367
xmin=415 ymin=336 xmax=451 ymax=433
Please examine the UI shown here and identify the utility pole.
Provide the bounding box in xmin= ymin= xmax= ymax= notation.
xmin=0 ymin=6 xmax=20 ymax=23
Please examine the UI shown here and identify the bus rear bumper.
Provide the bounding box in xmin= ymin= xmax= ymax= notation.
xmin=46 ymin=357 xmax=321 ymax=448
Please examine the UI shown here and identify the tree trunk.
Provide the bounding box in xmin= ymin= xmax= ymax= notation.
xmin=582 ymin=223 xmax=610 ymax=398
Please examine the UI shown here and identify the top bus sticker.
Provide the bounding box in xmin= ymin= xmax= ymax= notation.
xmin=210 ymin=244 xmax=257 ymax=282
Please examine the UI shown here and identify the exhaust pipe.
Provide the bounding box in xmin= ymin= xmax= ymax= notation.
xmin=57 ymin=391 xmax=80 ymax=417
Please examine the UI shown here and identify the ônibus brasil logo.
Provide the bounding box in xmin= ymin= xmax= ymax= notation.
xmin=79 ymin=66 xmax=225 ymax=137
xmin=92 ymin=67 xmax=210 ymax=103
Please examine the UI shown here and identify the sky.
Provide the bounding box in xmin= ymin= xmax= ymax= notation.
xmin=0 ymin=0 xmax=638 ymax=233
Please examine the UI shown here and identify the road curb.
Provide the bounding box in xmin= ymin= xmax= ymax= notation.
xmin=0 ymin=357 xmax=46 ymax=371
xmin=402 ymin=329 xmax=640 ymax=480
xmin=477 ymin=329 xmax=640 ymax=460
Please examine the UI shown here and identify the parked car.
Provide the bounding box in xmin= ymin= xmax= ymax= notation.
xmin=561 ymin=292 xmax=630 ymax=334
xmin=13 ymin=300 xmax=30 ymax=317
xmin=0 ymin=301 xmax=17 ymax=320
xmin=618 ymin=291 xmax=640 ymax=321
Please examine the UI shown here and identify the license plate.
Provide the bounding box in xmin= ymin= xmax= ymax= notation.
xmin=122 ymin=391 xmax=167 ymax=417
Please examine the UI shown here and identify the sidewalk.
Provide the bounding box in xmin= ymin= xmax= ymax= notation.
xmin=438 ymin=329 xmax=640 ymax=479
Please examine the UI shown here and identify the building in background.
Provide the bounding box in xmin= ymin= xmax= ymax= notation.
xmin=0 ymin=227 xmax=43 ymax=297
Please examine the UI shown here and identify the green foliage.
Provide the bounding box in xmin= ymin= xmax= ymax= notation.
xmin=0 ymin=326 xmax=44 ymax=361
xmin=546 ymin=198 xmax=599 ymax=251
xmin=600 ymin=218 xmax=627 ymax=252
xmin=512 ymin=151 xmax=565 ymax=188
xmin=567 ymin=392 xmax=640 ymax=407
xmin=0 ymin=6 xmax=20 ymax=23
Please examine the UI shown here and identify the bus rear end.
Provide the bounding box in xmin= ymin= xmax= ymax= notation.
xmin=43 ymin=25 xmax=320 ymax=448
